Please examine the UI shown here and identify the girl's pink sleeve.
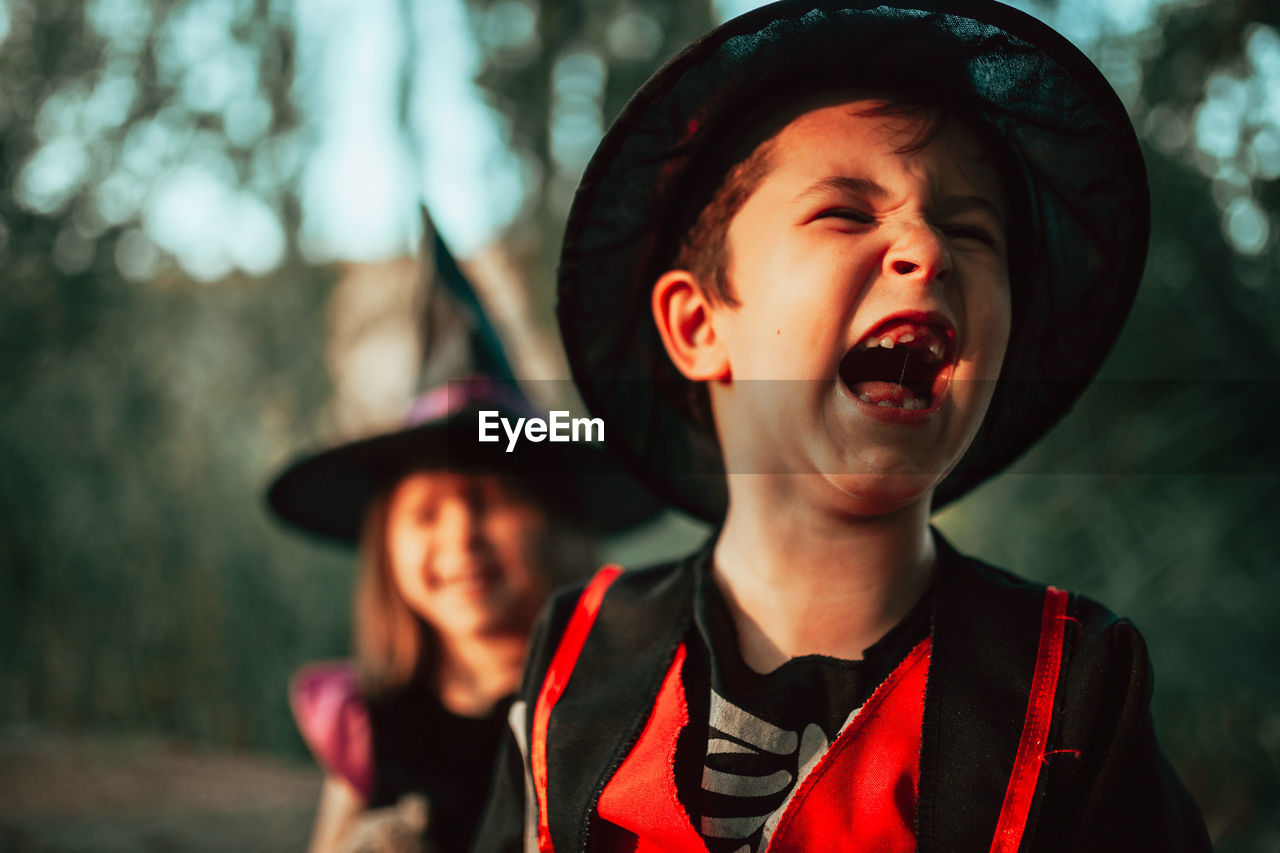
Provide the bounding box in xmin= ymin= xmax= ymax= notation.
xmin=289 ymin=660 xmax=374 ymax=800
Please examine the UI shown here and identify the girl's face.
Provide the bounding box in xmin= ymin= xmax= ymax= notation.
xmin=384 ymin=471 xmax=549 ymax=641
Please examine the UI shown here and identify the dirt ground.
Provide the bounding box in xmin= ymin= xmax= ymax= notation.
xmin=0 ymin=725 xmax=321 ymax=852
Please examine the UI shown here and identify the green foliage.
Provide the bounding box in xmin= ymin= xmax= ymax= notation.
xmin=0 ymin=0 xmax=332 ymax=758
xmin=460 ymin=0 xmax=717 ymax=322
xmin=0 ymin=259 xmax=353 ymax=756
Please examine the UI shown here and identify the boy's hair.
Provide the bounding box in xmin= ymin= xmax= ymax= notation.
xmin=673 ymin=141 xmax=776 ymax=308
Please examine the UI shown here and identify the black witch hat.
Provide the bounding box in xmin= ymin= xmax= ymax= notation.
xmin=557 ymin=0 xmax=1149 ymax=522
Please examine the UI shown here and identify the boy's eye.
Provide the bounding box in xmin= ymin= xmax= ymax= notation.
xmin=942 ymin=223 xmax=998 ymax=246
xmin=813 ymin=207 xmax=875 ymax=224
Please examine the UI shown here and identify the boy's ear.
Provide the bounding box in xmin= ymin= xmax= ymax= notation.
xmin=651 ymin=270 xmax=730 ymax=381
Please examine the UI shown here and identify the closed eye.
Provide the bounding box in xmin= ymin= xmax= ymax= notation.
xmin=812 ymin=207 xmax=875 ymax=225
xmin=941 ymin=224 xmax=999 ymax=246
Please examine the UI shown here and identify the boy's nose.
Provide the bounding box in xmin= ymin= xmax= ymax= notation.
xmin=884 ymin=224 xmax=952 ymax=285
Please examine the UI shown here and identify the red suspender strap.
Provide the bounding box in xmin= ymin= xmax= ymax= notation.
xmin=531 ymin=565 xmax=623 ymax=853
xmin=989 ymin=586 xmax=1070 ymax=853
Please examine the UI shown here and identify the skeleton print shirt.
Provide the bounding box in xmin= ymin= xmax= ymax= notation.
xmin=677 ymin=562 xmax=932 ymax=853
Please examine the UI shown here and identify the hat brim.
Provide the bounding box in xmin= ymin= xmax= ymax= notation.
xmin=557 ymin=0 xmax=1149 ymax=521
xmin=266 ymin=405 xmax=662 ymax=544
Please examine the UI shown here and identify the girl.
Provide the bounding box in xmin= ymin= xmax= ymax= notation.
xmin=270 ymin=379 xmax=634 ymax=853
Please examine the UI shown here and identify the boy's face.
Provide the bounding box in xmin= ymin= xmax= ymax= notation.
xmin=704 ymin=100 xmax=1011 ymax=513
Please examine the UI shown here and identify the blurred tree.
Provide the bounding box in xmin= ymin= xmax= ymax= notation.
xmin=452 ymin=0 xmax=716 ymax=328
xmin=0 ymin=0 xmax=344 ymax=756
xmin=0 ymin=259 xmax=354 ymax=754
xmin=0 ymin=0 xmax=301 ymax=290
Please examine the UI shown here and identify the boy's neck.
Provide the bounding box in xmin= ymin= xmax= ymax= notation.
xmin=712 ymin=476 xmax=935 ymax=673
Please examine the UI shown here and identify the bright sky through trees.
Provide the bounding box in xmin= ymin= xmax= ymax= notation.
xmin=296 ymin=0 xmax=1272 ymax=264
xmin=293 ymin=0 xmax=527 ymax=260
xmin=12 ymin=0 xmax=1274 ymax=277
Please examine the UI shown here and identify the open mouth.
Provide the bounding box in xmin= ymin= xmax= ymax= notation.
xmin=838 ymin=318 xmax=955 ymax=411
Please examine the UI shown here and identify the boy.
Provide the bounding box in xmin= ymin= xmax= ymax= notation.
xmin=476 ymin=1 xmax=1211 ymax=850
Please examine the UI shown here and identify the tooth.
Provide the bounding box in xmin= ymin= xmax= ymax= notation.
xmin=862 ymin=338 xmax=879 ymax=349
xmin=857 ymin=393 xmax=872 ymax=402
xmin=928 ymin=340 xmax=943 ymax=361
xmin=898 ymin=333 xmax=915 ymax=344
xmin=879 ymin=336 xmax=895 ymax=349
xmin=877 ymin=400 xmax=894 ymax=407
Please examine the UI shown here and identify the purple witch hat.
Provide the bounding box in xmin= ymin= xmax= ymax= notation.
xmin=266 ymin=214 xmax=660 ymax=544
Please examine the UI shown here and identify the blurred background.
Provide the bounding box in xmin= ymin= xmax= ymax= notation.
xmin=1 ymin=0 xmax=1277 ymax=849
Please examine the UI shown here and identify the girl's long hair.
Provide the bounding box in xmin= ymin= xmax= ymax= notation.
xmin=352 ymin=494 xmax=433 ymax=697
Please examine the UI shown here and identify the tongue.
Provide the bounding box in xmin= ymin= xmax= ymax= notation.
xmin=853 ymin=381 xmax=917 ymax=405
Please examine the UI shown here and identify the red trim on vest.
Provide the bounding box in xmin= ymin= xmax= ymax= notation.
xmin=767 ymin=637 xmax=930 ymax=852
xmin=532 ymin=565 xmax=623 ymax=853
xmin=989 ymin=587 xmax=1069 ymax=853
xmin=596 ymin=644 xmax=706 ymax=852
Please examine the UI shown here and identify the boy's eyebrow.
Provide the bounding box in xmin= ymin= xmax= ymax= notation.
xmin=794 ymin=176 xmax=888 ymax=203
